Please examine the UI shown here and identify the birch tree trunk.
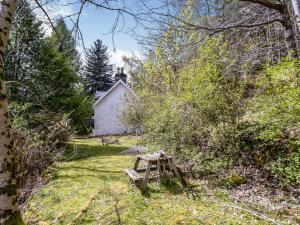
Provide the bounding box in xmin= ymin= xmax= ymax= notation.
xmin=0 ymin=0 xmax=23 ymax=224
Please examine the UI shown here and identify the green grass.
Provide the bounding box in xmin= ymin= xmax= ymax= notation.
xmin=24 ymin=137 xmax=279 ymax=225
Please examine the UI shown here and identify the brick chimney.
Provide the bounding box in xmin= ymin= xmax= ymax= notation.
xmin=115 ymin=67 xmax=127 ymax=83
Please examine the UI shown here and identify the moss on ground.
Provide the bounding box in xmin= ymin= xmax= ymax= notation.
xmin=23 ymin=137 xmax=281 ymax=225
xmin=4 ymin=212 xmax=25 ymax=225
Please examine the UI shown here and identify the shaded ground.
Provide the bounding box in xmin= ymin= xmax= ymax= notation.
xmin=23 ymin=137 xmax=291 ymax=224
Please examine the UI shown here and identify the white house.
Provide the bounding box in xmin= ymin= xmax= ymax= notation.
xmin=93 ymin=69 xmax=134 ymax=136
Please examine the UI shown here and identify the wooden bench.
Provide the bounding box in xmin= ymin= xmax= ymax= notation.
xmin=124 ymin=150 xmax=187 ymax=191
xmin=124 ymin=169 xmax=143 ymax=182
xmin=101 ymin=136 xmax=119 ymax=145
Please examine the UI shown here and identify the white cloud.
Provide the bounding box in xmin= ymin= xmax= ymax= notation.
xmin=31 ymin=0 xmax=75 ymax=35
xmin=109 ymin=50 xmax=141 ymax=67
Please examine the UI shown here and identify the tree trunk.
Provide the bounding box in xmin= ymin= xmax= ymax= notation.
xmin=281 ymin=9 xmax=298 ymax=58
xmin=242 ymin=0 xmax=299 ymax=57
xmin=291 ymin=0 xmax=300 ymax=33
xmin=0 ymin=0 xmax=23 ymax=224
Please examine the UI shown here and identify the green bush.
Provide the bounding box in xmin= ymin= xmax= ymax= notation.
xmin=220 ymin=171 xmax=247 ymax=188
xmin=124 ymin=38 xmax=245 ymax=176
xmin=123 ymin=36 xmax=300 ymax=187
xmin=248 ymin=59 xmax=300 ymax=185
xmin=10 ymin=105 xmax=73 ymax=202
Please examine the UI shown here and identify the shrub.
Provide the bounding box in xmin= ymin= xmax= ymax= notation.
xmin=11 ymin=111 xmax=73 ymax=203
xmin=220 ymin=171 xmax=247 ymax=188
xmin=247 ymin=59 xmax=300 ymax=186
xmin=123 ymin=37 xmax=300 ymax=187
xmin=124 ymin=38 xmax=245 ymax=176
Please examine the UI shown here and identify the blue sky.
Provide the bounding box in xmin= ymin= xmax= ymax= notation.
xmin=36 ymin=0 xmax=147 ymax=67
xmin=77 ymin=6 xmax=142 ymax=66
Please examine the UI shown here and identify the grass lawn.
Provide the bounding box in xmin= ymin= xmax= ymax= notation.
xmin=23 ymin=137 xmax=281 ymax=225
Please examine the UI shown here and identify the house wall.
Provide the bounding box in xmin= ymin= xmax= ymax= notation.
xmin=94 ymin=83 xmax=130 ymax=136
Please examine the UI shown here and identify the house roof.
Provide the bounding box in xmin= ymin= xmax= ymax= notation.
xmin=93 ymin=80 xmax=134 ymax=108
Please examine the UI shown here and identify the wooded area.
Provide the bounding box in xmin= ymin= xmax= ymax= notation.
xmin=0 ymin=0 xmax=299 ymax=224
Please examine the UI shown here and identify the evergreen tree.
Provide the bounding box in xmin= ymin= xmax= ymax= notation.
xmin=50 ymin=19 xmax=81 ymax=69
xmin=84 ymin=39 xmax=114 ymax=96
xmin=5 ymin=0 xmax=44 ymax=103
xmin=5 ymin=11 xmax=93 ymax=133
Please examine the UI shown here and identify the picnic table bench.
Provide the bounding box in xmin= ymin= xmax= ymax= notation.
xmin=100 ymin=136 xmax=119 ymax=145
xmin=124 ymin=150 xmax=187 ymax=191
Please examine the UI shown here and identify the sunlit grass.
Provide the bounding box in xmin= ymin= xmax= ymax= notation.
xmin=24 ymin=137 xmax=273 ymax=224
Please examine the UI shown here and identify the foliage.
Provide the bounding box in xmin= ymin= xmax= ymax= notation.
xmin=83 ymin=39 xmax=114 ymax=96
xmin=247 ymin=59 xmax=300 ymax=185
xmin=68 ymin=85 xmax=93 ymax=134
xmin=11 ymin=106 xmax=73 ymax=203
xmin=5 ymin=0 xmax=44 ymax=103
xmin=121 ymin=93 xmax=145 ymax=133
xmin=4 ymin=3 xmax=93 ymax=206
xmin=4 ymin=213 xmax=25 ymax=225
xmin=220 ymin=171 xmax=247 ymax=188
xmin=50 ymin=19 xmax=81 ymax=68
xmin=123 ymin=34 xmax=300 ymax=187
xmin=124 ymin=37 xmax=245 ymax=174
xmin=5 ymin=3 xmax=93 ymax=134
xmin=123 ymin=54 xmax=145 ymax=89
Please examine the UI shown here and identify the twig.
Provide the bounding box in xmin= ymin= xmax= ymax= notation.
xmin=33 ymin=0 xmax=59 ymax=37
xmin=212 ymin=200 xmax=281 ymax=225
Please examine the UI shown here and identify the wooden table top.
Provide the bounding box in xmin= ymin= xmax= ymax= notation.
xmin=137 ymin=153 xmax=172 ymax=162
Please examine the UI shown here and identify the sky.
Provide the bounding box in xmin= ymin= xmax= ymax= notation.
xmin=36 ymin=0 xmax=146 ymax=67
xmin=77 ymin=6 xmax=142 ymax=67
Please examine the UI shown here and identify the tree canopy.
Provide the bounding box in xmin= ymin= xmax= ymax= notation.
xmin=84 ymin=39 xmax=114 ymax=96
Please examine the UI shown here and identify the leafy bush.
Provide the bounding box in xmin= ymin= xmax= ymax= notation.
xmin=220 ymin=171 xmax=247 ymax=188
xmin=124 ymin=37 xmax=300 ymax=187
xmin=124 ymin=38 xmax=245 ymax=177
xmin=11 ymin=109 xmax=73 ymax=203
xmin=247 ymin=59 xmax=300 ymax=186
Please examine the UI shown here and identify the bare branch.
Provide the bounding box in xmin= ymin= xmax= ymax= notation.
xmin=33 ymin=0 xmax=59 ymax=36
xmin=240 ymin=0 xmax=285 ymax=13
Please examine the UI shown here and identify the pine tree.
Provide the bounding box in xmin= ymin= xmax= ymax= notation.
xmin=34 ymin=20 xmax=93 ymax=134
xmin=5 ymin=13 xmax=93 ymax=133
xmin=50 ymin=19 xmax=81 ymax=69
xmin=84 ymin=39 xmax=114 ymax=96
xmin=5 ymin=0 xmax=44 ymax=103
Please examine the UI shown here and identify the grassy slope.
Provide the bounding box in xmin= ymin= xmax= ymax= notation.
xmin=24 ymin=137 xmax=277 ymax=225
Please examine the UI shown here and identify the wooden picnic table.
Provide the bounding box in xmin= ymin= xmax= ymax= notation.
xmin=124 ymin=151 xmax=187 ymax=191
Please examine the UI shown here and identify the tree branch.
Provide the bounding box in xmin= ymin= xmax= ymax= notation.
xmin=33 ymin=0 xmax=59 ymax=36
xmin=240 ymin=0 xmax=285 ymax=13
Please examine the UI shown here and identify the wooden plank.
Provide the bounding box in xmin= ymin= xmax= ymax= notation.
xmin=142 ymin=162 xmax=152 ymax=190
xmin=101 ymin=136 xmax=119 ymax=145
xmin=157 ymin=159 xmax=161 ymax=183
xmin=135 ymin=166 xmax=157 ymax=173
xmin=138 ymin=154 xmax=172 ymax=162
xmin=133 ymin=157 xmax=140 ymax=170
xmin=124 ymin=169 xmax=143 ymax=182
xmin=169 ymin=159 xmax=187 ymax=187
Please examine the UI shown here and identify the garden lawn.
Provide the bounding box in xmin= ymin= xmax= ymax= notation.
xmin=24 ymin=137 xmax=279 ymax=225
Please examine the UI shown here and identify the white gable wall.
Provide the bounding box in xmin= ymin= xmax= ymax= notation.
xmin=94 ymin=83 xmax=130 ymax=136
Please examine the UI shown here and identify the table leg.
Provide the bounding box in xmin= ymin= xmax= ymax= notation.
xmin=157 ymin=159 xmax=161 ymax=183
xmin=143 ymin=161 xmax=151 ymax=190
xmin=133 ymin=157 xmax=140 ymax=170
xmin=169 ymin=159 xmax=187 ymax=187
